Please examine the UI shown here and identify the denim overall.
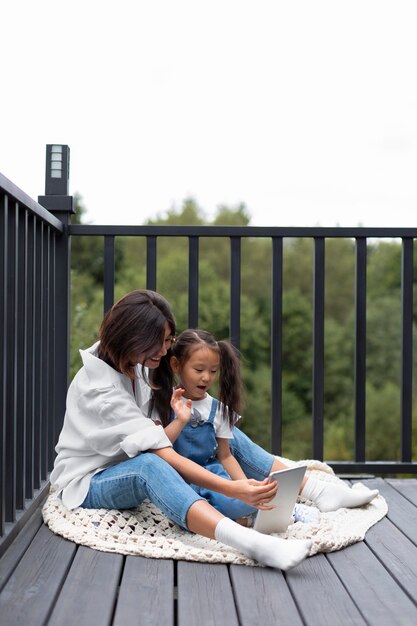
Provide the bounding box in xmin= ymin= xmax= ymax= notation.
xmin=172 ymin=398 xmax=257 ymax=520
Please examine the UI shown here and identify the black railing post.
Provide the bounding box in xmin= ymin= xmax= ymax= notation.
xmin=188 ymin=237 xmax=199 ymax=327
xmin=271 ymin=237 xmax=283 ymax=455
xmin=38 ymin=145 xmax=75 ymax=449
xmin=103 ymin=235 xmax=116 ymax=314
xmin=230 ymin=237 xmax=241 ymax=351
xmin=400 ymin=238 xmax=413 ymax=462
xmin=313 ymin=238 xmax=325 ymax=460
xmin=354 ymin=238 xmax=367 ymax=462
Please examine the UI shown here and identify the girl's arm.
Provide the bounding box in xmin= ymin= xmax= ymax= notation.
xmin=216 ymin=437 xmax=247 ymax=480
xmin=162 ymin=387 xmax=192 ymax=444
xmin=150 ymin=445 xmax=277 ymax=509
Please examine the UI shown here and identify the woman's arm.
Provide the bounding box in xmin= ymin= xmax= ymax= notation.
xmin=216 ymin=437 xmax=247 ymax=480
xmin=150 ymin=446 xmax=277 ymax=509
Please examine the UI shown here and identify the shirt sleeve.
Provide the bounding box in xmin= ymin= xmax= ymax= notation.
xmin=82 ymin=384 xmax=172 ymax=457
xmin=213 ymin=404 xmax=234 ymax=439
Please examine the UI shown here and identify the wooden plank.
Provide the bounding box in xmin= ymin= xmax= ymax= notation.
xmin=327 ymin=537 xmax=417 ymax=625
xmin=386 ymin=477 xmax=417 ymax=506
xmin=0 ymin=507 xmax=43 ymax=591
xmin=48 ymin=546 xmax=123 ymax=626
xmin=285 ymin=552 xmax=366 ymax=625
xmin=113 ymin=556 xmax=174 ymax=626
xmin=365 ymin=517 xmax=417 ymax=602
xmin=230 ymin=563 xmax=303 ymax=626
xmin=0 ymin=523 xmax=76 ymax=626
xmin=356 ymin=477 xmax=417 ymax=545
xmin=177 ymin=561 xmax=239 ymax=626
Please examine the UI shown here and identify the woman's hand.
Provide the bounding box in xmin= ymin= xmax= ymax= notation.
xmin=151 ymin=447 xmax=278 ymax=507
xmin=227 ymin=477 xmax=278 ymax=510
xmin=170 ymin=387 xmax=192 ymax=425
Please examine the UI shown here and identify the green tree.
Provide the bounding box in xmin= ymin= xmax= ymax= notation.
xmin=71 ymin=193 xmax=125 ymax=285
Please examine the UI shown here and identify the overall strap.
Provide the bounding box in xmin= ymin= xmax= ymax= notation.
xmin=207 ymin=398 xmax=219 ymax=423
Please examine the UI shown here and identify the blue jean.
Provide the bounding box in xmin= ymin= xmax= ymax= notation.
xmin=172 ymin=400 xmax=263 ymax=519
xmin=81 ymin=452 xmax=203 ymax=529
xmin=191 ymin=459 xmax=257 ymax=519
xmin=189 ymin=428 xmax=275 ymax=519
xmin=229 ymin=427 xmax=275 ymax=480
xmin=81 ymin=427 xmax=275 ymax=529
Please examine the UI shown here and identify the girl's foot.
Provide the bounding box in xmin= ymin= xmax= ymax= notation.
xmin=301 ymin=478 xmax=379 ymax=513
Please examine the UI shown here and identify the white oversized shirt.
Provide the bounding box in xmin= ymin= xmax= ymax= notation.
xmin=50 ymin=342 xmax=172 ymax=509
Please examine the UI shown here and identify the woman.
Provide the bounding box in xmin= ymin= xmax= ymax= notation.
xmin=50 ymin=289 xmax=312 ymax=571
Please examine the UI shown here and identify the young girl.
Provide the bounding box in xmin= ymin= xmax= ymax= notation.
xmin=150 ymin=328 xmax=379 ymax=518
xmin=151 ymin=329 xmax=259 ymax=521
xmin=51 ymin=290 xmax=313 ymax=572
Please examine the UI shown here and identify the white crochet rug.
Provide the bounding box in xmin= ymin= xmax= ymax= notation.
xmin=42 ymin=459 xmax=388 ymax=567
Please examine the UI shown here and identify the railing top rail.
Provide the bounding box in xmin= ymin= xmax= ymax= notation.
xmin=69 ymin=224 xmax=417 ymax=238
xmin=0 ymin=171 xmax=64 ymax=232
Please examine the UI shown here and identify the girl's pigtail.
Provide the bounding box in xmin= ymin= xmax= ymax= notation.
xmin=218 ymin=341 xmax=243 ymax=427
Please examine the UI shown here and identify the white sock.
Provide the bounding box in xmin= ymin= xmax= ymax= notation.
xmin=214 ymin=517 xmax=312 ymax=571
xmin=301 ymin=478 xmax=379 ymax=513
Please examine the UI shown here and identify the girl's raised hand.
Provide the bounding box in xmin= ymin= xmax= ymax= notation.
xmin=170 ymin=387 xmax=192 ymax=425
xmin=230 ymin=477 xmax=278 ymax=510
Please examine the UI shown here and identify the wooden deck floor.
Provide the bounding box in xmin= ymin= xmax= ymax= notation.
xmin=1 ymin=476 xmax=417 ymax=626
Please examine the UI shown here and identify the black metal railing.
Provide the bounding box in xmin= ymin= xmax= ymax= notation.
xmin=71 ymin=223 xmax=417 ymax=475
xmin=1 ymin=148 xmax=417 ymax=546
xmin=0 ymin=172 xmax=67 ymax=544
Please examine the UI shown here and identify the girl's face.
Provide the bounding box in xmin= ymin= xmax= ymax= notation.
xmin=135 ymin=322 xmax=175 ymax=369
xmin=171 ymin=346 xmax=219 ymax=401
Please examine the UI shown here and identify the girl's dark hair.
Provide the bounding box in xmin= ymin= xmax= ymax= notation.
xmin=151 ymin=329 xmax=244 ymax=427
xmin=97 ymin=289 xmax=176 ymax=382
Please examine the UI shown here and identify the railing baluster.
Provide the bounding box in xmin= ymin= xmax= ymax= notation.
xmin=26 ymin=213 xmax=35 ymax=500
xmin=5 ymin=201 xmax=18 ymax=522
xmin=354 ymin=237 xmax=367 ymax=462
xmin=33 ymin=219 xmax=42 ymax=490
xmin=16 ymin=208 xmax=28 ymax=509
xmin=48 ymin=233 xmax=57 ymax=468
xmin=41 ymin=224 xmax=49 ymax=481
xmin=271 ymin=237 xmax=283 ymax=455
xmin=401 ymin=237 xmax=413 ymax=462
xmin=0 ymin=193 xmax=5 ymax=535
xmin=4 ymin=197 xmax=17 ymax=523
xmin=188 ymin=237 xmax=199 ymax=327
xmin=313 ymin=237 xmax=325 ymax=460
xmin=103 ymin=235 xmax=115 ymax=314
xmin=230 ymin=237 xmax=241 ymax=350
xmin=146 ymin=236 xmax=157 ymax=291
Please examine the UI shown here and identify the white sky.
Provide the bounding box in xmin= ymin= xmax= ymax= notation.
xmin=1 ymin=1 xmax=417 ymax=227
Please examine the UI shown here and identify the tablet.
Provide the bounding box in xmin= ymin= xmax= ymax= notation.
xmin=253 ymin=465 xmax=307 ymax=534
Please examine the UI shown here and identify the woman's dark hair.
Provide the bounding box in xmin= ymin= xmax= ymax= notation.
xmin=97 ymin=289 xmax=176 ymax=382
xmin=151 ymin=329 xmax=244 ymax=427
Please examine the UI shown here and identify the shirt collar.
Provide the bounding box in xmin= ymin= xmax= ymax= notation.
xmin=79 ymin=341 xmax=126 ymax=387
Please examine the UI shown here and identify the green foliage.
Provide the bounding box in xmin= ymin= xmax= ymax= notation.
xmin=282 ymin=290 xmax=312 ymax=409
xmin=366 ymin=382 xmax=401 ymax=460
xmin=69 ymin=198 xmax=417 ymax=463
xmin=71 ymin=193 xmax=125 ymax=285
xmin=70 ymin=270 xmax=103 ymax=378
xmin=324 ymin=239 xmax=355 ymax=324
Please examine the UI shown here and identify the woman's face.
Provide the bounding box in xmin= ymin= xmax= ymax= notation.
xmin=135 ymin=322 xmax=175 ymax=369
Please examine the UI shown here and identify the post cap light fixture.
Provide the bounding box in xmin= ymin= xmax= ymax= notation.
xmin=45 ymin=144 xmax=70 ymax=196
xmin=38 ymin=144 xmax=75 ymax=214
